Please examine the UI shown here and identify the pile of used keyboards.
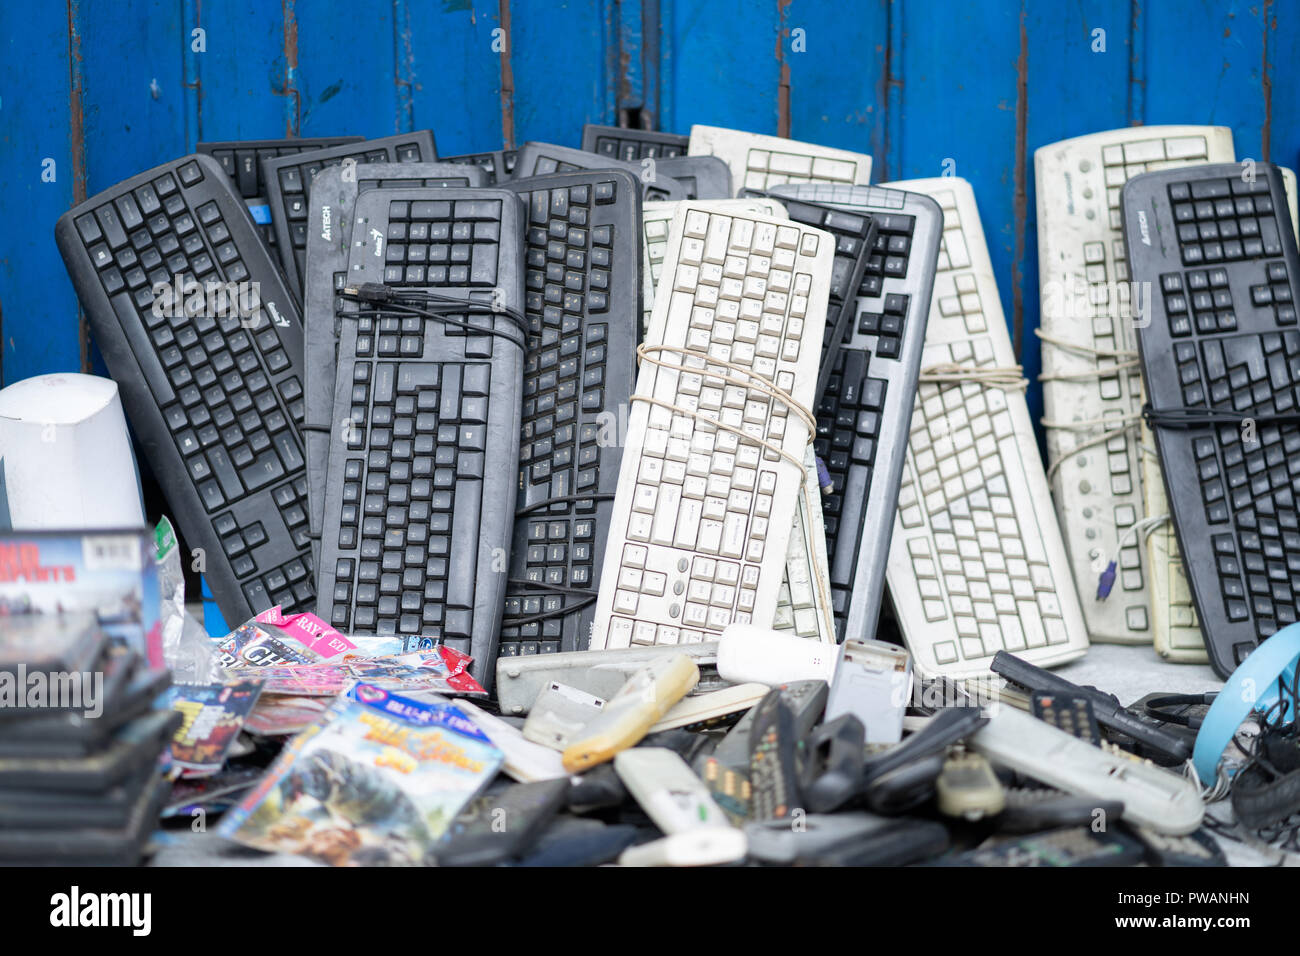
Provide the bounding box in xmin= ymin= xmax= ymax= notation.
xmin=50 ymin=121 xmax=1300 ymax=866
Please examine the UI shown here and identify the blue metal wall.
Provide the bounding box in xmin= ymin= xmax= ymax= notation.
xmin=1 ymin=0 xmax=1296 ymax=430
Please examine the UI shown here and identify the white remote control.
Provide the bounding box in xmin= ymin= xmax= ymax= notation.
xmin=969 ymin=703 xmax=1204 ymax=835
xmin=618 ymin=827 xmax=748 ymax=867
xmin=614 ymin=748 xmax=733 ymax=834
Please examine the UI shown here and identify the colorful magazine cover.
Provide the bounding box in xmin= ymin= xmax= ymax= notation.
xmin=239 ymin=649 xmax=484 ymax=697
xmin=162 ymin=679 xmax=264 ymax=777
xmin=243 ymin=695 xmax=331 ymax=737
xmin=215 ymin=607 xmax=356 ymax=669
xmin=218 ymin=684 xmax=503 ymax=866
xmin=0 ymin=530 xmax=162 ymax=666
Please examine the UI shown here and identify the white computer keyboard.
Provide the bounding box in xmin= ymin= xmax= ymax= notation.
xmin=883 ymin=177 xmax=1089 ymax=679
xmin=1138 ymin=395 xmax=1206 ymax=662
xmin=643 ymin=199 xmax=788 ymax=334
xmin=642 ymin=199 xmax=833 ymax=644
xmin=772 ymin=448 xmax=835 ymax=643
xmin=1035 ymin=125 xmax=1235 ymax=646
xmin=687 ymin=125 xmax=872 ymax=193
xmin=589 ymin=204 xmax=832 ymax=649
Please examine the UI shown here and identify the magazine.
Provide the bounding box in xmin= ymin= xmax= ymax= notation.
xmin=218 ymin=684 xmax=503 ymax=866
xmin=215 ymin=607 xmax=356 ymax=669
xmin=161 ymin=680 xmax=264 ymax=777
xmin=237 ymin=648 xmax=484 ymax=698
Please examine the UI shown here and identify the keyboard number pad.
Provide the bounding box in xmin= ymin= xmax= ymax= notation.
xmin=330 ymin=360 xmax=488 ymax=637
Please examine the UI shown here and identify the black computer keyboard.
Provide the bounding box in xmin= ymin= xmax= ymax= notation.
xmin=773 ymin=183 xmax=941 ymax=642
xmin=512 ymin=142 xmax=687 ymax=202
xmin=742 ymin=189 xmax=877 ymax=400
xmin=442 ymin=149 xmax=519 ymax=185
xmin=581 ymin=124 xmax=689 ymax=159
xmin=261 ymin=132 xmax=438 ymax=295
xmin=55 ymin=154 xmax=314 ymax=622
xmin=1123 ymin=162 xmax=1300 ymax=677
xmin=314 ymin=187 xmax=525 ymax=682
xmin=655 ymin=156 xmax=732 ymax=200
xmin=197 ymin=136 xmax=362 ymax=250
xmin=499 ymin=171 xmax=642 ymax=656
xmin=302 ymin=163 xmax=490 ymax=568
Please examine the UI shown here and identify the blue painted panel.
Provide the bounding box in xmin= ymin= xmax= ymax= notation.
xmin=1020 ymin=0 xmax=1133 ymax=428
xmin=511 ymin=0 xmax=610 ymax=146
xmin=893 ymin=0 xmax=1023 ymax=407
xmin=189 ymin=1 xmax=292 ymax=140
xmin=662 ymin=0 xmax=780 ymax=135
xmin=0 ymin=1 xmax=79 ymax=384
xmin=404 ymin=1 xmax=505 ymax=153
xmin=295 ymin=0 xmax=398 ymax=139
xmin=785 ymin=0 xmax=887 ymax=157
xmin=1 ymin=0 xmax=1295 ymax=406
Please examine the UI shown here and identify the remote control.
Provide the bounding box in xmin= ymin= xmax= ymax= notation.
xmin=745 ymin=811 xmax=893 ymax=864
xmin=935 ymin=750 xmax=1006 ymax=821
xmin=801 ymin=714 xmax=866 ymax=813
xmin=561 ymin=654 xmax=699 ymax=772
xmin=811 ymin=817 xmax=950 ymax=866
xmin=618 ymin=827 xmax=747 ymax=867
xmin=969 ymin=701 xmax=1204 ymax=834
xmin=747 ymin=690 xmax=803 ymax=821
xmin=991 ymin=651 xmax=1191 ymax=762
xmin=704 ymin=679 xmax=829 ymax=776
xmin=650 ymin=683 xmax=768 ymax=733
xmin=436 ymin=778 xmax=571 ymax=866
xmin=1031 ymin=692 xmax=1101 ymax=745
xmin=614 ymin=748 xmax=733 ymax=834
xmin=996 ymin=788 xmax=1125 ymax=834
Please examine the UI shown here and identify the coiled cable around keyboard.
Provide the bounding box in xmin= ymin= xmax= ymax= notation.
xmin=632 ymin=343 xmax=819 ymax=486
xmin=916 ymin=362 xmax=1029 ymax=391
xmin=339 ymin=281 xmax=530 ymax=352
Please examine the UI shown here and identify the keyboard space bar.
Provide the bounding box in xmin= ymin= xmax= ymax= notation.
xmin=831 ymin=464 xmax=870 ymax=588
xmin=111 ymin=293 xmax=175 ymax=406
xmin=448 ymin=479 xmax=481 ymax=611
